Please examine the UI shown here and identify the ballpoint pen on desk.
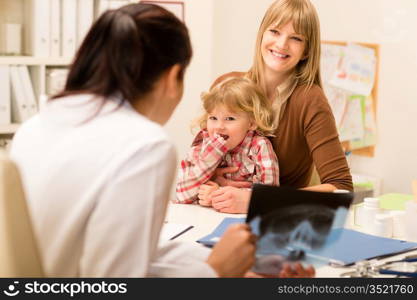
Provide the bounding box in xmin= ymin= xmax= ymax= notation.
xmin=341 ymin=256 xmax=417 ymax=278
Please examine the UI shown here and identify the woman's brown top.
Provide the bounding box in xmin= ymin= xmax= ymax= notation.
xmin=212 ymin=72 xmax=353 ymax=191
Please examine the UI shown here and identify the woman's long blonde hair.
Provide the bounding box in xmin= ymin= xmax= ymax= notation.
xmin=197 ymin=77 xmax=275 ymax=136
xmin=248 ymin=0 xmax=322 ymax=92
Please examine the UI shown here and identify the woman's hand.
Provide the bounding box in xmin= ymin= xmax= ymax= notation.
xmin=212 ymin=167 xmax=252 ymax=188
xmin=197 ymin=181 xmax=219 ymax=207
xmin=206 ymin=224 xmax=256 ymax=277
xmin=210 ymin=186 xmax=251 ymax=214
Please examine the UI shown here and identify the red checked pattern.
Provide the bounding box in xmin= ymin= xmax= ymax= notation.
xmin=175 ymin=130 xmax=279 ymax=203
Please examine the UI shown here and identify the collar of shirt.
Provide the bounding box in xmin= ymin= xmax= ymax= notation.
xmin=272 ymin=72 xmax=299 ymax=129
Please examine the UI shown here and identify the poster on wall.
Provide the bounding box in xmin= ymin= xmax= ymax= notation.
xmin=329 ymin=43 xmax=376 ymax=97
xmin=141 ymin=1 xmax=184 ymax=21
xmin=321 ymin=42 xmax=378 ymax=152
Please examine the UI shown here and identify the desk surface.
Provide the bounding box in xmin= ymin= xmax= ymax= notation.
xmin=164 ymin=203 xmax=245 ymax=242
xmin=163 ymin=203 xmax=417 ymax=278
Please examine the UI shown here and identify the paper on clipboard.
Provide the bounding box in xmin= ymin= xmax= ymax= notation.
xmin=321 ymin=43 xmax=345 ymax=83
xmin=350 ymin=95 xmax=377 ymax=150
xmin=323 ymin=84 xmax=348 ymax=128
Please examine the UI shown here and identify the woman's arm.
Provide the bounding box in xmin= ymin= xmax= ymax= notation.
xmin=302 ymin=183 xmax=337 ymax=192
xmin=301 ymin=86 xmax=353 ymax=191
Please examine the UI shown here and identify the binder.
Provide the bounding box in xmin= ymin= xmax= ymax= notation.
xmin=24 ymin=0 xmax=51 ymax=57
xmin=95 ymin=0 xmax=110 ymax=18
xmin=107 ymin=0 xmax=130 ymax=9
xmin=0 ymin=66 xmax=11 ymax=125
xmin=61 ymin=0 xmax=77 ymax=58
xmin=95 ymin=0 xmax=130 ymax=18
xmin=46 ymin=68 xmax=69 ymax=96
xmin=49 ymin=0 xmax=61 ymax=57
xmin=10 ymin=66 xmax=31 ymax=122
xmin=76 ymin=0 xmax=94 ymax=47
xmin=17 ymin=66 xmax=38 ymax=117
xmin=0 ymin=23 xmax=22 ymax=55
xmin=197 ymin=218 xmax=245 ymax=247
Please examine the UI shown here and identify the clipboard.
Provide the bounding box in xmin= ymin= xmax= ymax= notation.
xmin=308 ymin=228 xmax=417 ymax=266
xmin=197 ymin=218 xmax=245 ymax=247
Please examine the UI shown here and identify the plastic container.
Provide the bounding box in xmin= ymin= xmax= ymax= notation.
xmin=390 ymin=211 xmax=406 ymax=238
xmin=372 ymin=213 xmax=393 ymax=238
xmin=404 ymin=201 xmax=417 ymax=242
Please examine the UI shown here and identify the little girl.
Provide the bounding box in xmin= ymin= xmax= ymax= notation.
xmin=175 ymin=77 xmax=279 ymax=204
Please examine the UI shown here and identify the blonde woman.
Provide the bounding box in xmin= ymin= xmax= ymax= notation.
xmin=204 ymin=0 xmax=353 ymax=214
xmin=175 ymin=77 xmax=279 ymax=205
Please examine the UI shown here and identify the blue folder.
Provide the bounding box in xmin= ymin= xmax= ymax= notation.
xmin=197 ymin=218 xmax=417 ymax=266
xmin=197 ymin=217 xmax=245 ymax=247
xmin=307 ymin=228 xmax=417 ymax=266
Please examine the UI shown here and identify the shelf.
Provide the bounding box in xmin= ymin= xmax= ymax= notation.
xmin=0 ymin=56 xmax=72 ymax=66
xmin=0 ymin=123 xmax=20 ymax=135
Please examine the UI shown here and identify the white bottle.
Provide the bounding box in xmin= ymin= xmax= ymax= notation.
xmin=404 ymin=201 xmax=417 ymax=242
xmin=373 ymin=213 xmax=393 ymax=238
xmin=390 ymin=210 xmax=406 ymax=238
xmin=362 ymin=197 xmax=381 ymax=234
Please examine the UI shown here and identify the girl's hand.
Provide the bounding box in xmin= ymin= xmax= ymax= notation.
xmin=197 ymin=181 xmax=219 ymax=207
xmin=210 ymin=186 xmax=251 ymax=214
xmin=212 ymin=167 xmax=252 ymax=188
xmin=206 ymin=224 xmax=256 ymax=277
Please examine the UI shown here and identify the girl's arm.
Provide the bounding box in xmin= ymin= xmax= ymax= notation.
xmin=174 ymin=131 xmax=228 ymax=204
xmin=209 ymin=137 xmax=279 ymax=214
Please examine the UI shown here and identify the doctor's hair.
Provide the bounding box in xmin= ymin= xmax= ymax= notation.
xmin=197 ymin=77 xmax=275 ymax=136
xmin=52 ymin=3 xmax=192 ymax=106
xmin=248 ymin=0 xmax=322 ymax=92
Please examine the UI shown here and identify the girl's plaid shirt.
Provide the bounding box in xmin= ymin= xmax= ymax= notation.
xmin=174 ymin=130 xmax=279 ymax=203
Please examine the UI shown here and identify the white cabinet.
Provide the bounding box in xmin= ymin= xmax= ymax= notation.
xmin=0 ymin=0 xmax=81 ymax=138
xmin=0 ymin=57 xmax=71 ymax=135
xmin=0 ymin=0 xmax=135 ymax=144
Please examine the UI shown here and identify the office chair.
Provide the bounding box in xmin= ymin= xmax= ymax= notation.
xmin=0 ymin=150 xmax=44 ymax=277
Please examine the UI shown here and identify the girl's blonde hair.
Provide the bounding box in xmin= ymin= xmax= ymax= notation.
xmin=248 ymin=0 xmax=322 ymax=92
xmin=198 ymin=77 xmax=275 ymax=136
